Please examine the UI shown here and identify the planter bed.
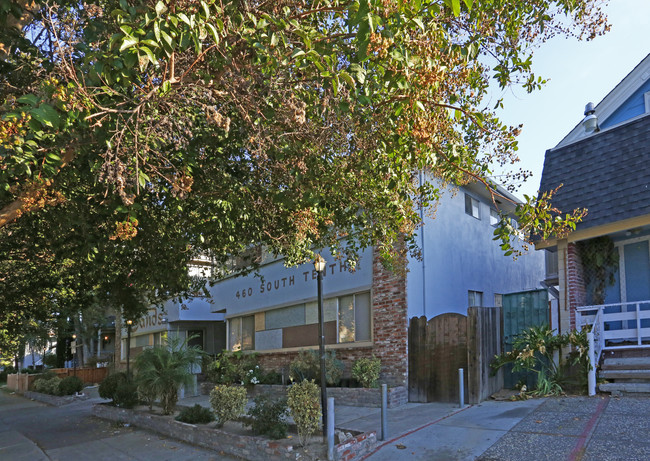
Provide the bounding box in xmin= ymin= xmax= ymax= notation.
xmin=200 ymin=383 xmax=408 ymax=409
xmin=23 ymin=390 xmax=89 ymax=407
xmin=92 ymin=403 xmax=377 ymax=461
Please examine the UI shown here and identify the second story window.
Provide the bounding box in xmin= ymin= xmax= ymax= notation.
xmin=465 ymin=194 xmax=480 ymax=219
xmin=468 ymin=290 xmax=483 ymax=307
xmin=490 ymin=208 xmax=500 ymax=227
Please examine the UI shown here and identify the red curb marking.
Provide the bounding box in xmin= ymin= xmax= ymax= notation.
xmin=568 ymin=396 xmax=610 ymax=461
xmin=359 ymin=405 xmax=473 ymax=460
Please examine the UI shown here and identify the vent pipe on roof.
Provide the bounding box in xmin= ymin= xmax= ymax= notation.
xmin=583 ymin=102 xmax=599 ymax=134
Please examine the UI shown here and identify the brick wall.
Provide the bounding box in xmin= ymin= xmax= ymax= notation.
xmin=566 ymin=242 xmax=586 ymax=330
xmin=257 ymin=249 xmax=409 ymax=387
xmin=243 ymin=384 xmax=408 ymax=408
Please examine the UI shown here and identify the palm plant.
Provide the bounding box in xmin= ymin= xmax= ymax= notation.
xmin=134 ymin=335 xmax=203 ymax=414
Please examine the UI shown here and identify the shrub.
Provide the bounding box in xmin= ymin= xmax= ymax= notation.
xmin=99 ymin=372 xmax=128 ymax=401
xmin=246 ymin=393 xmax=288 ymax=439
xmin=209 ymin=385 xmax=247 ymax=427
xmin=261 ymin=370 xmax=283 ymax=385
xmin=0 ymin=366 xmax=15 ymax=383
xmin=287 ymin=380 xmax=321 ymax=446
xmin=113 ymin=381 xmax=139 ymax=408
xmin=289 ymin=350 xmax=343 ymax=386
xmin=42 ymin=353 xmax=57 ymax=368
xmin=207 ymin=351 xmax=259 ymax=385
xmin=33 ymin=376 xmax=62 ymax=395
xmin=134 ymin=336 xmax=204 ymax=415
xmin=491 ymin=325 xmax=591 ymax=396
xmin=176 ymin=404 xmax=214 ymax=424
xmin=58 ymin=376 xmax=84 ymax=395
xmin=137 ymin=384 xmax=158 ymax=410
xmin=352 ymin=357 xmax=382 ymax=388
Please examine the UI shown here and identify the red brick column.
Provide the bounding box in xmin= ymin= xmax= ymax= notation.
xmin=369 ymin=250 xmax=408 ymax=387
xmin=567 ymin=242 xmax=586 ymax=330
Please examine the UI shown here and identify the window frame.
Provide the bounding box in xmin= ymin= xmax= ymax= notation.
xmin=468 ymin=290 xmax=484 ymax=307
xmin=228 ymin=291 xmax=372 ymax=352
xmin=490 ymin=208 xmax=500 ymax=227
xmin=464 ymin=193 xmax=480 ymax=219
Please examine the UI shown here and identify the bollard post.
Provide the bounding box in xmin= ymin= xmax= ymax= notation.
xmin=459 ymin=368 xmax=464 ymax=408
xmin=587 ymin=331 xmax=596 ymax=396
xmin=381 ymin=384 xmax=388 ymax=441
xmin=327 ymin=397 xmax=335 ymax=461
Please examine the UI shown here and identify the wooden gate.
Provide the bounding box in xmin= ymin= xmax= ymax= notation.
xmin=502 ymin=289 xmax=549 ymax=389
xmin=408 ymin=313 xmax=468 ymax=403
xmin=408 ymin=307 xmax=504 ymax=403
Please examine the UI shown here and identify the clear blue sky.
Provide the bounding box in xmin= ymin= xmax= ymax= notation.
xmin=492 ymin=0 xmax=650 ymax=199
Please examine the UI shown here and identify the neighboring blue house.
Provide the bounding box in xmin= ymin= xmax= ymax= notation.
xmin=537 ymin=53 xmax=650 ymax=393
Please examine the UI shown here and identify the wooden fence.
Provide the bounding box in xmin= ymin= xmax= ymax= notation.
xmin=408 ymin=307 xmax=503 ymax=404
xmin=50 ymin=367 xmax=109 ymax=384
xmin=467 ymin=306 xmax=503 ymax=404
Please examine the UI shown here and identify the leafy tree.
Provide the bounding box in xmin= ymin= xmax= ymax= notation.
xmin=0 ymin=0 xmax=604 ymax=335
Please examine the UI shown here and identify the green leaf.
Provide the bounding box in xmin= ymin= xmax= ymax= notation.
xmin=138 ymin=45 xmax=156 ymax=66
xmin=138 ymin=171 xmax=150 ymax=188
xmin=18 ymin=94 xmax=39 ymax=107
xmin=30 ymin=105 xmax=60 ymax=128
xmin=160 ymin=30 xmax=174 ymax=53
xmin=155 ymin=1 xmax=167 ymax=16
xmin=350 ymin=63 xmax=366 ymax=84
xmin=120 ymin=36 xmax=139 ymax=52
xmin=451 ymin=0 xmax=461 ymax=16
xmin=291 ymin=48 xmax=305 ymax=59
xmin=178 ymin=12 xmax=191 ymax=26
xmin=339 ymin=71 xmax=355 ymax=88
xmin=206 ymin=23 xmax=220 ymax=44
xmin=463 ymin=0 xmax=474 ymax=10
xmin=270 ymin=32 xmax=278 ymax=47
xmin=140 ymin=39 xmax=159 ymax=48
xmin=154 ymin=21 xmax=161 ymax=41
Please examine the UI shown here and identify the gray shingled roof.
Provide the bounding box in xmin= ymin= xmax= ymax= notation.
xmin=539 ymin=114 xmax=650 ymax=231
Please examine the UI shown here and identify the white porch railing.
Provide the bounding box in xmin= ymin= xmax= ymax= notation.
xmin=577 ymin=300 xmax=650 ymax=396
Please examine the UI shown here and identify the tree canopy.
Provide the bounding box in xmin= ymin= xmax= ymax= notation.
xmin=0 ymin=0 xmax=606 ymax=357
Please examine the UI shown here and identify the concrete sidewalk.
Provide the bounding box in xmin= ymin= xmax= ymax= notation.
xmin=177 ymin=392 xmax=544 ymax=460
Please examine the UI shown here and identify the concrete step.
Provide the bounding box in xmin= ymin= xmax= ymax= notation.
xmin=600 ymin=369 xmax=650 ymax=380
xmin=599 ymin=382 xmax=650 ymax=394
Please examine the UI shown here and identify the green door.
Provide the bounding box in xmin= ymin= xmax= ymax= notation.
xmin=502 ymin=289 xmax=549 ymax=389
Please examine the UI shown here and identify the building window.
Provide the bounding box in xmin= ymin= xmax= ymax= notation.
xmin=338 ymin=292 xmax=371 ymax=343
xmin=468 ymin=290 xmax=483 ymax=307
xmin=228 ymin=291 xmax=371 ymax=351
xmin=229 ymin=315 xmax=255 ymax=351
xmin=490 ymin=208 xmax=500 ymax=227
xmin=465 ymin=194 xmax=480 ymax=219
xmin=494 ymin=294 xmax=503 ymax=308
xmin=187 ymin=330 xmax=204 ymax=350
